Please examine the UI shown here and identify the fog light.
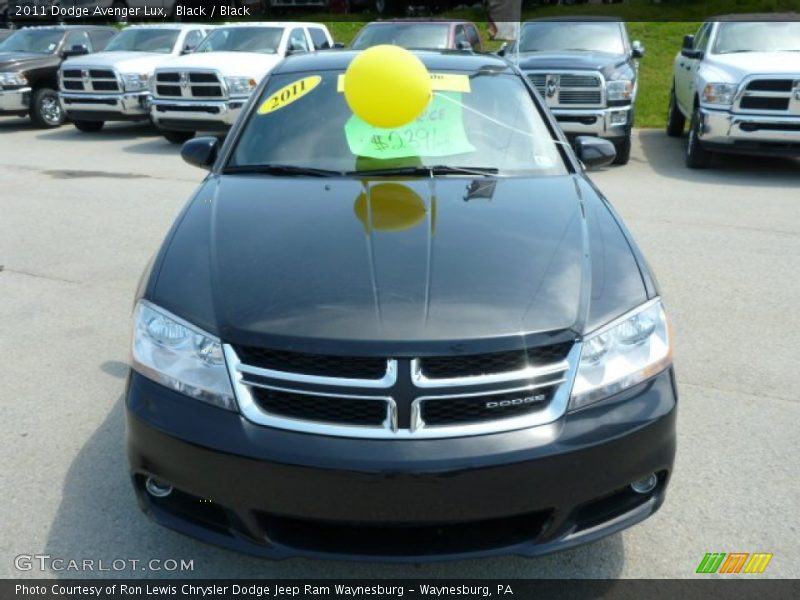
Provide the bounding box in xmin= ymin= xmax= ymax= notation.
xmin=610 ymin=111 xmax=628 ymax=126
xmin=145 ymin=477 xmax=173 ymax=498
xmin=630 ymin=473 xmax=658 ymax=494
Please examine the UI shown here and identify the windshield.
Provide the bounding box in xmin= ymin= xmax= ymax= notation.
xmin=194 ymin=27 xmax=283 ymax=54
xmin=713 ymin=22 xmax=800 ymax=54
xmin=104 ymin=29 xmax=180 ymax=54
xmin=228 ymin=69 xmax=567 ymax=177
xmin=519 ymin=22 xmax=624 ymax=54
xmin=352 ymin=24 xmax=451 ymax=50
xmin=0 ymin=29 xmax=64 ymax=54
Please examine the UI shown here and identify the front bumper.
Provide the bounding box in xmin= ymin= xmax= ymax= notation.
xmin=149 ymin=97 xmax=247 ymax=132
xmin=59 ymin=91 xmax=150 ymax=121
xmin=551 ymin=105 xmax=632 ymax=140
xmin=698 ymin=107 xmax=800 ymax=155
xmin=126 ymin=368 xmax=677 ymax=561
xmin=0 ymin=87 xmax=31 ymax=114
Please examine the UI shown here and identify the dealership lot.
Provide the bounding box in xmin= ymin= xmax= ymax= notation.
xmin=0 ymin=119 xmax=798 ymax=578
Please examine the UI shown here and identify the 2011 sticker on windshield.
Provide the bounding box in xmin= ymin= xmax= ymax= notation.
xmin=258 ymin=76 xmax=322 ymax=115
xmin=345 ymin=92 xmax=476 ymax=160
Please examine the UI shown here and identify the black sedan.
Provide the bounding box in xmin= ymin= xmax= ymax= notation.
xmin=126 ymin=50 xmax=677 ymax=561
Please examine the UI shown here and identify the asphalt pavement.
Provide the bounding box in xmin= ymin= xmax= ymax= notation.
xmin=1 ymin=118 xmax=798 ymax=579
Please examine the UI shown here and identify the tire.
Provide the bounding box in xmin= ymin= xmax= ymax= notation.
xmin=612 ymin=134 xmax=632 ymax=166
xmin=30 ymin=88 xmax=65 ymax=128
xmin=73 ymin=120 xmax=104 ymax=133
xmin=666 ymin=86 xmax=686 ymax=137
xmin=162 ymin=130 xmax=194 ymax=144
xmin=685 ymin=106 xmax=712 ymax=169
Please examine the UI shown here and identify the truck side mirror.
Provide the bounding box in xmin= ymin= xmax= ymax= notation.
xmin=497 ymin=42 xmax=508 ymax=57
xmin=181 ymin=42 xmax=197 ymax=55
xmin=62 ymin=44 xmax=89 ymax=58
xmin=682 ymin=35 xmax=695 ymax=50
xmin=333 ymin=42 xmax=346 ymax=49
xmin=574 ymin=136 xmax=616 ymax=170
xmin=632 ymin=40 xmax=645 ymax=59
xmin=181 ymin=136 xmax=218 ymax=170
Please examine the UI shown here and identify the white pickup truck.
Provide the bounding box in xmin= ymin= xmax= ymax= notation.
xmin=59 ymin=24 xmax=211 ymax=133
xmin=667 ymin=18 xmax=800 ymax=168
xmin=149 ymin=22 xmax=333 ymax=144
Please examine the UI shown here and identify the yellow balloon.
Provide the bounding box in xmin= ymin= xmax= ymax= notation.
xmin=344 ymin=45 xmax=433 ymax=129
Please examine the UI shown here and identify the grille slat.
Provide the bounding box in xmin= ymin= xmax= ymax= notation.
xmin=155 ymin=71 xmax=225 ymax=99
xmin=249 ymin=387 xmax=388 ymax=426
xmin=234 ymin=346 xmax=388 ymax=380
xmin=421 ymin=386 xmax=557 ymax=427
xmin=738 ymin=78 xmax=798 ymax=114
xmin=526 ymin=71 xmax=604 ymax=108
xmin=156 ymin=85 xmax=182 ymax=97
xmin=419 ymin=343 xmax=571 ymax=379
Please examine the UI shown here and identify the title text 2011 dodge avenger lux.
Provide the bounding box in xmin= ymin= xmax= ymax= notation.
xmin=127 ymin=50 xmax=677 ymax=561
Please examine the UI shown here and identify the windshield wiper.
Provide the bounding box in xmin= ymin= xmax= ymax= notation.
xmin=347 ymin=165 xmax=499 ymax=178
xmin=223 ymin=164 xmax=342 ymax=177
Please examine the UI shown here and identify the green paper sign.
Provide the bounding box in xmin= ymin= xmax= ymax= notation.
xmin=345 ymin=92 xmax=476 ymax=160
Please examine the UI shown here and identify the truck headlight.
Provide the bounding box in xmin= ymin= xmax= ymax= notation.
xmin=131 ymin=301 xmax=236 ymax=411
xmin=570 ymin=299 xmax=672 ymax=411
xmin=225 ymin=76 xmax=257 ymax=97
xmin=702 ymin=83 xmax=738 ymax=106
xmin=121 ymin=73 xmax=149 ymax=92
xmin=607 ymin=79 xmax=634 ymax=101
xmin=0 ymin=72 xmax=29 ymax=86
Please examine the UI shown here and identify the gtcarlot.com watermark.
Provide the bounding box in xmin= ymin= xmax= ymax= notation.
xmin=15 ymin=554 xmax=194 ymax=573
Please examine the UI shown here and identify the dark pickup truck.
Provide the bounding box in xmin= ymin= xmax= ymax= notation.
xmin=504 ymin=18 xmax=645 ymax=165
xmin=0 ymin=25 xmax=116 ymax=127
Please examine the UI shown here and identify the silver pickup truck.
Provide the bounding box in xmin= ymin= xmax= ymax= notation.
xmin=667 ymin=17 xmax=800 ymax=168
xmin=59 ymin=24 xmax=210 ymax=132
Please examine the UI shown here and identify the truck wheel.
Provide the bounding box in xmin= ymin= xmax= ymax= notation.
xmin=73 ymin=120 xmax=104 ymax=133
xmin=666 ymin=86 xmax=685 ymax=137
xmin=612 ymin=134 xmax=632 ymax=166
xmin=685 ymin=107 xmax=712 ymax=169
xmin=162 ymin=130 xmax=194 ymax=144
xmin=30 ymin=88 xmax=65 ymax=128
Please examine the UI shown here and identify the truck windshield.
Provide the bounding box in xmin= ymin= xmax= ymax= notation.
xmin=228 ymin=69 xmax=567 ymax=178
xmin=352 ymin=24 xmax=451 ymax=50
xmin=194 ymin=27 xmax=283 ymax=54
xmin=519 ymin=22 xmax=624 ymax=54
xmin=713 ymin=22 xmax=800 ymax=54
xmin=0 ymin=29 xmax=64 ymax=54
xmin=104 ymin=29 xmax=180 ymax=54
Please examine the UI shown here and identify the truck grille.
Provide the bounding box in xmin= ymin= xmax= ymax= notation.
xmin=225 ymin=339 xmax=578 ymax=440
xmin=154 ymin=70 xmax=225 ymax=99
xmin=737 ymin=77 xmax=800 ymax=114
xmin=527 ymin=71 xmax=605 ymax=108
xmin=60 ymin=67 xmax=120 ymax=93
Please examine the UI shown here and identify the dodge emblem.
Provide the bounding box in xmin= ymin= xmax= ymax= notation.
xmin=545 ymin=74 xmax=559 ymax=98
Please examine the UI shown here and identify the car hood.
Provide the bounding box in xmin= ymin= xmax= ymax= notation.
xmin=701 ymin=51 xmax=800 ymax=82
xmin=155 ymin=51 xmax=282 ymax=79
xmin=517 ymin=50 xmax=630 ymax=76
xmin=149 ymin=175 xmax=649 ymax=354
xmin=0 ymin=52 xmax=59 ymax=71
xmin=62 ymin=51 xmax=175 ymax=73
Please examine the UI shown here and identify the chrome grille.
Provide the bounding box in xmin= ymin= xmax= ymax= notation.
xmin=526 ymin=70 xmax=605 ymax=108
xmin=154 ymin=70 xmax=225 ymax=99
xmin=60 ymin=67 xmax=120 ymax=93
xmin=225 ymin=341 xmax=579 ymax=439
xmin=736 ymin=77 xmax=800 ymax=114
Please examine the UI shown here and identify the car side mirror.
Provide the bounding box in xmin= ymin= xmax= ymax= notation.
xmin=497 ymin=42 xmax=508 ymax=57
xmin=62 ymin=44 xmax=89 ymax=58
xmin=574 ymin=136 xmax=616 ymax=170
xmin=333 ymin=42 xmax=346 ymax=49
xmin=456 ymin=40 xmax=472 ymax=52
xmin=286 ymin=43 xmax=306 ymax=55
xmin=632 ymin=40 xmax=645 ymax=59
xmin=181 ymin=136 xmax=218 ymax=170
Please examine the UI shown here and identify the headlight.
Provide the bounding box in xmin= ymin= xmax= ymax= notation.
xmin=702 ymin=82 xmax=738 ymax=106
xmin=131 ymin=301 xmax=236 ymax=411
xmin=121 ymin=73 xmax=149 ymax=92
xmin=0 ymin=72 xmax=28 ymax=86
xmin=607 ymin=79 xmax=634 ymax=101
xmin=570 ymin=299 xmax=672 ymax=411
xmin=225 ymin=76 xmax=257 ymax=96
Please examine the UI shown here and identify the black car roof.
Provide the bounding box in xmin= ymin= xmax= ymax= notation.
xmin=273 ymin=49 xmax=512 ymax=74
